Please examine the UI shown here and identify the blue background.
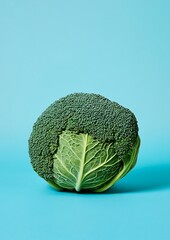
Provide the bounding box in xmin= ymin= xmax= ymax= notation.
xmin=1 ymin=1 xmax=170 ymax=240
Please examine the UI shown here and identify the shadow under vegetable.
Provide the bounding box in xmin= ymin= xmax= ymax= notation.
xmin=107 ymin=161 xmax=170 ymax=194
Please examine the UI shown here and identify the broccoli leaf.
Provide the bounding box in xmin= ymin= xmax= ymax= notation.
xmin=53 ymin=131 xmax=123 ymax=192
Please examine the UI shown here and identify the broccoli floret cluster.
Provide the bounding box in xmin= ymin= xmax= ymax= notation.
xmin=29 ymin=93 xmax=139 ymax=185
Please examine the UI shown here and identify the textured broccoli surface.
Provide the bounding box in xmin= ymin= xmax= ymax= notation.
xmin=29 ymin=93 xmax=139 ymax=185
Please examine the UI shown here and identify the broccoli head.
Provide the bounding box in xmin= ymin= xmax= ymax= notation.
xmin=28 ymin=93 xmax=140 ymax=192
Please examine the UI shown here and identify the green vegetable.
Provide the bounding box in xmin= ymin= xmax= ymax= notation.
xmin=29 ymin=93 xmax=140 ymax=192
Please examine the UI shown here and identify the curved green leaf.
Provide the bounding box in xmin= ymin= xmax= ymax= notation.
xmin=53 ymin=131 xmax=122 ymax=192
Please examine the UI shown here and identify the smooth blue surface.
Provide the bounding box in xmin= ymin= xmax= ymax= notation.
xmin=0 ymin=1 xmax=170 ymax=240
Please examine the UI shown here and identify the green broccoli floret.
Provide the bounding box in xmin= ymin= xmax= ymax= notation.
xmin=29 ymin=93 xmax=140 ymax=192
